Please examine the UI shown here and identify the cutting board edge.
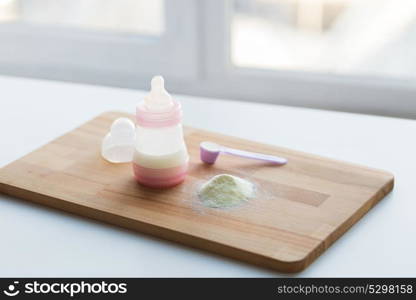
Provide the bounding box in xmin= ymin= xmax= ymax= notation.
xmin=0 ymin=180 xmax=312 ymax=273
xmin=305 ymin=175 xmax=394 ymax=269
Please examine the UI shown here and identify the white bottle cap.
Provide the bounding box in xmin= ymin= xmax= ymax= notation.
xmin=144 ymin=76 xmax=173 ymax=112
xmin=101 ymin=118 xmax=135 ymax=163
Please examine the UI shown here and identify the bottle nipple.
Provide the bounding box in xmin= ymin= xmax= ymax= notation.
xmin=144 ymin=76 xmax=173 ymax=112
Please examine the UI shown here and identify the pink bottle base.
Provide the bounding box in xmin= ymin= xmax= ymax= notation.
xmin=132 ymin=162 xmax=188 ymax=188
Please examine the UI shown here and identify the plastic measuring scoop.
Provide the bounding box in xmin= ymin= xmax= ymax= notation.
xmin=200 ymin=141 xmax=287 ymax=165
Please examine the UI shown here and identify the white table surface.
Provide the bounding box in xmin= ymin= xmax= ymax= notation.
xmin=1 ymin=75 xmax=415 ymax=277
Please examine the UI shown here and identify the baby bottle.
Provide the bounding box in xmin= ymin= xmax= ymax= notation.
xmin=133 ymin=76 xmax=189 ymax=188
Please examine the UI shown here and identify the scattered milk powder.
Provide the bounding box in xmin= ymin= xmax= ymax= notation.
xmin=198 ymin=174 xmax=255 ymax=208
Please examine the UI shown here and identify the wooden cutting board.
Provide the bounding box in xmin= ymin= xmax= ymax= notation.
xmin=0 ymin=111 xmax=394 ymax=272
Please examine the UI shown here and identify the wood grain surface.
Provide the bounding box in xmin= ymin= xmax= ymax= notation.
xmin=0 ymin=111 xmax=394 ymax=272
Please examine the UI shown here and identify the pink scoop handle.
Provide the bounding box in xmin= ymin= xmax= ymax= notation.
xmin=223 ymin=147 xmax=287 ymax=165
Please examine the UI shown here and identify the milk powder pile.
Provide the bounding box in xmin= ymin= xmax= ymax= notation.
xmin=198 ymin=174 xmax=255 ymax=208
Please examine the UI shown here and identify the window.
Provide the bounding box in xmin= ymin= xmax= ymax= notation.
xmin=0 ymin=0 xmax=198 ymax=87
xmin=0 ymin=0 xmax=165 ymax=35
xmin=0 ymin=0 xmax=415 ymax=118
xmin=232 ymin=0 xmax=416 ymax=80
